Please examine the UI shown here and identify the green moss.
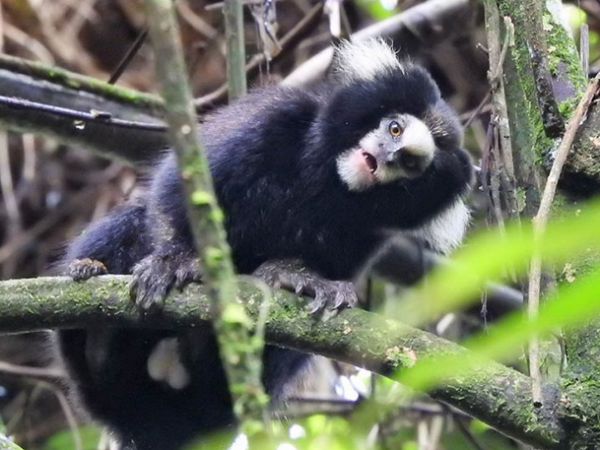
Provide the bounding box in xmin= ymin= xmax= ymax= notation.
xmin=384 ymin=346 xmax=418 ymax=369
xmin=0 ymin=53 xmax=162 ymax=108
xmin=543 ymin=9 xmax=587 ymax=93
xmin=495 ymin=0 xmax=587 ymax=165
xmin=559 ymin=374 xmax=600 ymax=450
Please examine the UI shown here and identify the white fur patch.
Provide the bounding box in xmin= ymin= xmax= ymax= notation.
xmin=147 ymin=338 xmax=190 ymax=390
xmin=334 ymin=38 xmax=405 ymax=83
xmin=336 ymin=148 xmax=374 ymax=191
xmin=401 ymin=118 xmax=435 ymax=159
xmin=409 ymin=200 xmax=470 ymax=255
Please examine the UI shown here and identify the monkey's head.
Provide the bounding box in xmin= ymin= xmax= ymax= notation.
xmin=336 ymin=113 xmax=437 ymax=190
xmin=319 ymin=39 xmax=469 ymax=193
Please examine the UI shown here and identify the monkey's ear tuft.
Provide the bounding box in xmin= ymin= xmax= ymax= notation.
xmin=331 ymin=38 xmax=407 ymax=83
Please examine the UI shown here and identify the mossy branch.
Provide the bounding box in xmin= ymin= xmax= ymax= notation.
xmin=143 ymin=0 xmax=267 ymax=430
xmin=0 ymin=275 xmax=577 ymax=449
xmin=0 ymin=54 xmax=167 ymax=163
xmin=488 ymin=0 xmax=600 ymax=195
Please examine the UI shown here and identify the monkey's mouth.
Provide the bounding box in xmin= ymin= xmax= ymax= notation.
xmin=362 ymin=152 xmax=378 ymax=173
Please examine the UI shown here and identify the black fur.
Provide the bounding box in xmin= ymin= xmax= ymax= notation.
xmin=57 ymin=53 xmax=472 ymax=450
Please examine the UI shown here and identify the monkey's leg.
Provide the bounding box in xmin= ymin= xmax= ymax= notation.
xmin=253 ymin=259 xmax=358 ymax=313
xmin=57 ymin=202 xmax=153 ymax=446
xmin=58 ymin=204 xmax=233 ymax=450
xmin=59 ymin=202 xmax=150 ymax=381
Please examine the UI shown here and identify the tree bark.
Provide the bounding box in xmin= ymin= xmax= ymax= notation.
xmin=0 ymin=275 xmax=581 ymax=450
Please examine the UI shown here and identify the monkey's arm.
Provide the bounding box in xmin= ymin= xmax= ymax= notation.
xmin=64 ymin=202 xmax=150 ymax=279
xmin=128 ymin=158 xmax=203 ymax=311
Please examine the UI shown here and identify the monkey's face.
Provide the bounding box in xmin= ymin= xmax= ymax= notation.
xmin=336 ymin=114 xmax=436 ymax=191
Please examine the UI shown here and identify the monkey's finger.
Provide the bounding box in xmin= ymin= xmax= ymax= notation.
xmin=68 ymin=258 xmax=108 ymax=281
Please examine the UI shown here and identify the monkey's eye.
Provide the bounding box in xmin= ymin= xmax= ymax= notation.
xmin=388 ymin=121 xmax=403 ymax=138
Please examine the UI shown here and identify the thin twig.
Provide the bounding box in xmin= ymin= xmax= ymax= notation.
xmin=40 ymin=381 xmax=83 ymax=450
xmin=0 ymin=132 xmax=21 ymax=228
xmin=176 ymin=1 xmax=218 ymax=39
xmin=580 ymin=23 xmax=589 ymax=76
xmin=194 ymin=2 xmax=324 ymax=108
xmin=0 ymin=361 xmax=65 ymax=384
xmin=454 ymin=417 xmax=488 ymax=450
xmin=486 ymin=13 xmax=516 ymax=182
xmin=462 ymin=91 xmax=491 ymax=128
xmin=108 ymin=28 xmax=149 ymax=85
xmin=528 ymin=72 xmax=600 ymax=403
xmin=223 ymin=0 xmax=247 ymax=100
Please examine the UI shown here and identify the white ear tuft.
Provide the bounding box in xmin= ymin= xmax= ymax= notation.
xmin=333 ymin=38 xmax=405 ymax=83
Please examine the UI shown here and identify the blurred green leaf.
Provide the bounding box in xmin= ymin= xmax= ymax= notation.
xmin=355 ymin=0 xmax=397 ymax=21
xmin=388 ymin=200 xmax=600 ymax=327
xmin=43 ymin=426 xmax=101 ymax=450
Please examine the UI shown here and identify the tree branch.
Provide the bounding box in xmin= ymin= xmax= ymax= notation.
xmin=0 ymin=275 xmax=566 ymax=449
xmin=283 ymin=0 xmax=473 ymax=86
xmin=0 ymin=54 xmax=167 ymax=164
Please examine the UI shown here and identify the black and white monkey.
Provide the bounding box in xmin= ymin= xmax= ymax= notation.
xmin=56 ymin=39 xmax=473 ymax=450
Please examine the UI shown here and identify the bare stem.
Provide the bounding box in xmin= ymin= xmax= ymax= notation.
xmin=223 ymin=0 xmax=247 ymax=100
xmin=528 ymin=73 xmax=600 ymax=402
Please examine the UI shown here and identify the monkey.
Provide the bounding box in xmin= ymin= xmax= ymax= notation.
xmin=56 ymin=39 xmax=473 ymax=450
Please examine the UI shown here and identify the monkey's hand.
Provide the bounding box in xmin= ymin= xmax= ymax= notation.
xmin=130 ymin=252 xmax=203 ymax=312
xmin=68 ymin=258 xmax=108 ymax=281
xmin=253 ymin=259 xmax=358 ymax=313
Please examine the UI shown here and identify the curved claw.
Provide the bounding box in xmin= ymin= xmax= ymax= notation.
xmin=331 ymin=282 xmax=359 ymax=310
xmin=308 ymin=280 xmax=358 ymax=313
xmin=130 ymin=254 xmax=203 ymax=312
xmin=308 ymin=293 xmax=328 ymax=314
xmin=253 ymin=259 xmax=358 ymax=314
xmin=174 ymin=260 xmax=203 ymax=291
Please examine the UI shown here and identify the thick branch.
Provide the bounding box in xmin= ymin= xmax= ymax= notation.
xmin=283 ymin=0 xmax=473 ymax=86
xmin=0 ymin=54 xmax=167 ymax=163
xmin=0 ymin=276 xmax=563 ymax=449
xmin=491 ymin=0 xmax=600 ymax=194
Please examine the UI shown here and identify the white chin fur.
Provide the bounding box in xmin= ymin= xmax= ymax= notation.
xmin=336 ymin=148 xmax=375 ymax=191
xmin=334 ymin=38 xmax=406 ymax=83
xmin=408 ymin=200 xmax=470 ymax=255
